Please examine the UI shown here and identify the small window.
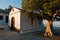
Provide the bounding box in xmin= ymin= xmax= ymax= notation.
xmin=31 ymin=19 xmax=35 ymax=26
xmin=5 ymin=16 xmax=8 ymax=23
xmin=0 ymin=16 xmax=3 ymax=20
xmin=13 ymin=9 xmax=14 ymax=12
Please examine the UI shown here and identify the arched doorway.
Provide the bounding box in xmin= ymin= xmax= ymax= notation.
xmin=11 ymin=17 xmax=15 ymax=30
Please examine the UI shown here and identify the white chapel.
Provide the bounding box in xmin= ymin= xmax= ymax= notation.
xmin=8 ymin=7 xmax=44 ymax=33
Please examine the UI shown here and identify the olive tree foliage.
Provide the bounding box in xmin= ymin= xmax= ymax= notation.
xmin=22 ymin=0 xmax=43 ymax=19
xmin=22 ymin=0 xmax=60 ymax=19
xmin=43 ymin=0 xmax=60 ymax=20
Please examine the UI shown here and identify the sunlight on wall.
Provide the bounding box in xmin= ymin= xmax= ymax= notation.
xmin=43 ymin=20 xmax=48 ymax=27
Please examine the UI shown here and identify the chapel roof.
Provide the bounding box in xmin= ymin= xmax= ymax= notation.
xmin=14 ymin=7 xmax=22 ymax=10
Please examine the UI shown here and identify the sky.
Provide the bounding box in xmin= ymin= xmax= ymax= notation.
xmin=0 ymin=0 xmax=22 ymax=9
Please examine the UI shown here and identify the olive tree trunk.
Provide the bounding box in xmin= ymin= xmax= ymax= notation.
xmin=44 ymin=20 xmax=54 ymax=37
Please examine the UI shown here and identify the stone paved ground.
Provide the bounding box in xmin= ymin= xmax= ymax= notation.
xmin=0 ymin=25 xmax=60 ymax=40
xmin=0 ymin=30 xmax=52 ymax=40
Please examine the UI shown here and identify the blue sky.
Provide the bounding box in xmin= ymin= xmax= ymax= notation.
xmin=0 ymin=0 xmax=22 ymax=9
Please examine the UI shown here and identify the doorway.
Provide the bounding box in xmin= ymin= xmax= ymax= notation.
xmin=11 ymin=17 xmax=15 ymax=30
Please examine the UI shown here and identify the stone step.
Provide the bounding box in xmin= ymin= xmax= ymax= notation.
xmin=0 ymin=25 xmax=9 ymax=30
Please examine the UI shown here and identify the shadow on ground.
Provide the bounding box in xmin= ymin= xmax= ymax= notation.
xmin=33 ymin=27 xmax=60 ymax=40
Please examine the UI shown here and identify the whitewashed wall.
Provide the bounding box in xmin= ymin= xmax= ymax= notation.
xmin=9 ymin=7 xmax=20 ymax=30
xmin=43 ymin=20 xmax=60 ymax=27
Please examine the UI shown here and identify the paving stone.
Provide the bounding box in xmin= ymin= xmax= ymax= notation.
xmin=0 ymin=25 xmax=59 ymax=40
